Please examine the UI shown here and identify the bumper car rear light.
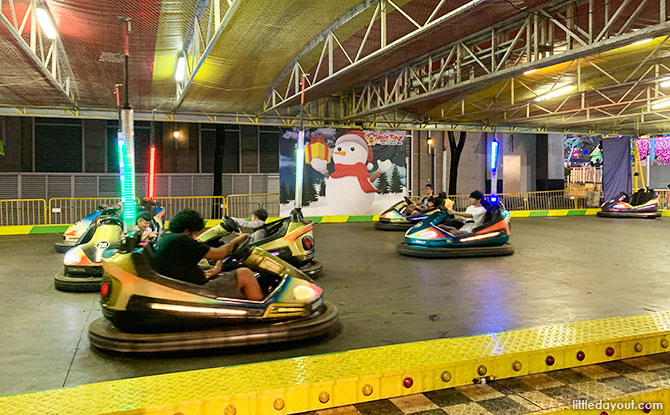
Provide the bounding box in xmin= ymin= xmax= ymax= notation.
xmin=302 ymin=235 xmax=314 ymax=250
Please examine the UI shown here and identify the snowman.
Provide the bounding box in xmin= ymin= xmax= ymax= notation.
xmin=310 ymin=131 xmax=393 ymax=214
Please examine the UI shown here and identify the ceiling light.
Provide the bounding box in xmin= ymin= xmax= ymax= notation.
xmin=651 ymin=99 xmax=670 ymax=110
xmin=659 ymin=77 xmax=670 ymax=88
xmin=175 ymin=56 xmax=186 ymax=82
xmin=36 ymin=8 xmax=57 ymax=39
xmin=534 ymin=85 xmax=576 ymax=102
xmin=173 ymin=130 xmax=180 ymax=139
xmin=523 ymin=69 xmax=538 ymax=75
xmin=631 ymin=38 xmax=652 ymax=46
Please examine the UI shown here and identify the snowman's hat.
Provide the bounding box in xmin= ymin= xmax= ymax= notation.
xmin=335 ymin=130 xmax=374 ymax=170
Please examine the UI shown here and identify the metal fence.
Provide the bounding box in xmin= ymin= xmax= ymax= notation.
xmin=567 ymin=166 xmax=602 ymax=184
xmin=0 ymin=199 xmax=47 ymax=226
xmin=0 ymin=188 xmax=661 ymax=228
xmin=48 ymin=197 xmax=122 ymax=225
xmin=226 ymin=193 xmax=280 ymax=218
xmin=154 ymin=196 xmax=226 ymax=222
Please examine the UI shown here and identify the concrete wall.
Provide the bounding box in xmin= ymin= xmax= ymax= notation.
xmin=410 ymin=130 xmax=564 ymax=196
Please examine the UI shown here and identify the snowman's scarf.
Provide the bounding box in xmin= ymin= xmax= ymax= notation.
xmin=331 ymin=163 xmax=378 ymax=193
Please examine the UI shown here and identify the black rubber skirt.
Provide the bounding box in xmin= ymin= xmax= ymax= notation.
xmin=374 ymin=221 xmax=415 ymax=231
xmin=54 ymin=272 xmax=102 ymax=292
xmin=88 ymin=301 xmax=338 ymax=353
xmin=596 ymin=211 xmax=661 ymax=219
xmin=300 ymin=261 xmax=323 ymax=277
xmin=397 ymin=242 xmax=515 ymax=258
xmin=54 ymin=242 xmax=74 ymax=253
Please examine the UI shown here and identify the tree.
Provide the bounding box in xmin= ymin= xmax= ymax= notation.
xmin=319 ymin=180 xmax=326 ymax=196
xmin=288 ymin=184 xmax=295 ymax=201
xmin=280 ymin=182 xmax=289 ymax=204
xmin=390 ymin=165 xmax=402 ymax=193
xmin=564 ymin=135 xmax=600 ymax=164
xmin=302 ymin=167 xmax=318 ymax=205
xmin=448 ymin=131 xmax=467 ymax=195
xmin=376 ymin=172 xmax=390 ymax=194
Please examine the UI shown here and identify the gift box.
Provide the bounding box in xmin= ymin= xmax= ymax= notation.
xmin=305 ymin=136 xmax=332 ymax=164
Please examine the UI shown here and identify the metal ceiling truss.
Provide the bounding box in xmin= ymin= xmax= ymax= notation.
xmin=333 ymin=0 xmax=670 ymax=121
xmin=173 ymin=0 xmax=241 ymax=110
xmin=0 ymin=103 xmax=619 ymax=135
xmin=262 ymin=0 xmax=485 ymax=113
xmin=442 ymin=37 xmax=670 ymax=134
xmin=0 ymin=0 xmax=78 ymax=105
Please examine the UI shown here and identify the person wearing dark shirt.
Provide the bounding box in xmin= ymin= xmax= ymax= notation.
xmin=154 ymin=209 xmax=264 ymax=301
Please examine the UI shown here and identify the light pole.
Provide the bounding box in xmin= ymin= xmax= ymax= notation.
xmin=427 ymin=137 xmax=435 ymax=189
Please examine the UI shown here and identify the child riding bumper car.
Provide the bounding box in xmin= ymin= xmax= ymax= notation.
xmin=197 ymin=209 xmax=323 ymax=277
xmin=54 ymin=207 xmax=164 ymax=292
xmin=396 ymin=200 xmax=514 ymax=258
xmin=88 ymin=236 xmax=338 ymax=353
xmin=597 ymin=189 xmax=661 ymax=218
xmin=375 ymin=196 xmax=440 ymax=231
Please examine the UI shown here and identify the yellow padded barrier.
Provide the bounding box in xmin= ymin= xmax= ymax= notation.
xmin=3 ymin=312 xmax=670 ymax=414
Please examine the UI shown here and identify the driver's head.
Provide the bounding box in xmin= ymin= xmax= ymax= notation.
xmin=169 ymin=209 xmax=205 ymax=237
xmin=136 ymin=212 xmax=152 ymax=230
xmin=252 ymin=208 xmax=268 ymax=222
xmin=469 ymin=190 xmax=484 ymax=205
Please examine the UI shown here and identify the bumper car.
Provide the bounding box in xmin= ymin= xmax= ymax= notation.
xmin=597 ymin=189 xmax=661 ymax=219
xmin=54 ymin=207 xmax=117 ymax=253
xmin=88 ymin=236 xmax=338 ymax=353
xmin=397 ymin=202 xmax=514 ymax=258
xmin=54 ymin=207 xmax=164 ymax=292
xmin=197 ymin=208 xmax=323 ymax=277
xmin=375 ymin=197 xmax=439 ymax=231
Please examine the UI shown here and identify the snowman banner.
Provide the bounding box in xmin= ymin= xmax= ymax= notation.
xmin=279 ymin=128 xmax=407 ymax=216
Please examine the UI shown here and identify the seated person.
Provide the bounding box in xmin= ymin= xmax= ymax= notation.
xmin=437 ymin=190 xmax=487 ymax=235
xmin=135 ymin=212 xmax=158 ymax=242
xmin=153 ymin=209 xmax=264 ymax=301
xmin=230 ymin=208 xmax=268 ymax=243
xmin=403 ymin=184 xmax=434 ymax=215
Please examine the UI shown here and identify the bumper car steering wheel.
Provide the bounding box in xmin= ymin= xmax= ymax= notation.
xmin=222 ymin=235 xmax=253 ymax=265
xmin=221 ymin=216 xmax=241 ymax=234
xmin=404 ymin=196 xmax=414 ymax=206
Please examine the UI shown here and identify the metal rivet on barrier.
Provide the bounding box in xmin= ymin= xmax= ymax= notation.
xmin=606 ymin=347 xmax=615 ymax=357
xmin=403 ymin=377 xmax=414 ymax=388
xmin=224 ymin=405 xmax=237 ymax=415
xmin=318 ymin=392 xmax=330 ymax=404
xmin=441 ymin=371 xmax=452 ymax=383
xmin=576 ymin=351 xmax=585 ymax=361
xmin=477 ymin=365 xmax=487 ymax=376
xmin=273 ymin=398 xmax=285 ymax=411
xmin=362 ymin=384 xmax=374 ymax=396
xmin=662 ymin=339 xmax=669 ymax=349
xmin=512 ymin=361 xmax=522 ymax=371
xmin=546 ymin=356 xmax=555 ymax=366
xmin=635 ymin=342 xmax=643 ymax=353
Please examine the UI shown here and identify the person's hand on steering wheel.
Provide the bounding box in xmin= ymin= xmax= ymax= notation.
xmin=230 ymin=232 xmax=249 ymax=247
xmin=204 ymin=260 xmax=222 ymax=279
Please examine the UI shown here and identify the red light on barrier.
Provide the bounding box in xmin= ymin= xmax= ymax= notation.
xmin=403 ymin=377 xmax=413 ymax=388
xmin=546 ymin=356 xmax=555 ymax=366
xmin=606 ymin=347 xmax=615 ymax=357
xmin=576 ymin=351 xmax=585 ymax=361
xmin=642 ymin=402 xmax=652 ymax=413
xmin=148 ymin=146 xmax=156 ymax=200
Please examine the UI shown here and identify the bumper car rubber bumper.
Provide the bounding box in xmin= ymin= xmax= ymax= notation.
xmin=596 ymin=211 xmax=661 ymax=219
xmin=374 ymin=221 xmax=415 ymax=231
xmin=88 ymin=301 xmax=339 ymax=353
xmin=299 ymin=260 xmax=323 ymax=277
xmin=54 ymin=272 xmax=102 ymax=292
xmin=54 ymin=242 xmax=75 ymax=253
xmin=396 ymin=242 xmax=515 ymax=258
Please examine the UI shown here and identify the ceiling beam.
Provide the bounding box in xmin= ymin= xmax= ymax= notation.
xmin=173 ymin=0 xmax=242 ymax=111
xmin=0 ymin=0 xmax=77 ymax=106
